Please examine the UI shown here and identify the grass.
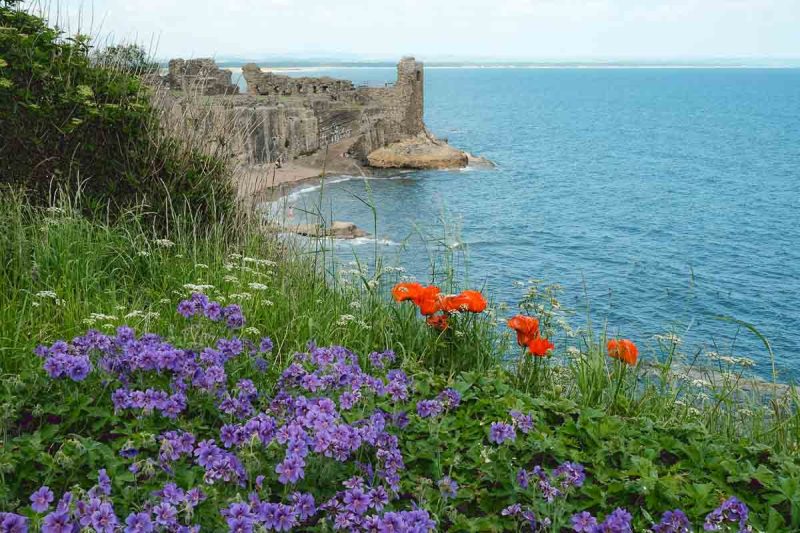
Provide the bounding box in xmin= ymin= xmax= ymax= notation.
xmin=1 ymin=190 xmax=800 ymax=531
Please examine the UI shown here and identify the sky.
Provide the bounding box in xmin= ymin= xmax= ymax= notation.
xmin=49 ymin=0 xmax=800 ymax=62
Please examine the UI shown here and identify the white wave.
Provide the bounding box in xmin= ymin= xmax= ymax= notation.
xmin=338 ymin=237 xmax=401 ymax=247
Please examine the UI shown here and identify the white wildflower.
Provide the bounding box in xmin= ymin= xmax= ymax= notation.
xmin=223 ymin=275 xmax=239 ymax=283
xmin=337 ymin=314 xmax=356 ymax=326
xmin=89 ymin=313 xmax=117 ymax=321
xmin=248 ymin=282 xmax=268 ymax=291
xmin=31 ymin=301 xmax=41 ymax=307
xmin=145 ymin=312 xmax=160 ymax=320
xmin=454 ymin=330 xmax=465 ymax=338
xmin=244 ymin=257 xmax=277 ymax=267
xmin=244 ymin=326 xmax=261 ymax=336
xmin=357 ymin=320 xmax=371 ymax=330
xmin=160 ymin=298 xmax=171 ymax=304
xmin=183 ymin=283 xmax=215 ymax=292
xmin=262 ymin=300 xmax=274 ymax=307
xmin=137 ymin=251 xmax=150 ymax=257
xmin=229 ymin=293 xmax=253 ymax=301
xmin=35 ymin=290 xmax=58 ymax=299
xmin=125 ymin=310 xmax=145 ymax=319
xmin=229 ymin=253 xmax=242 ymax=260
xmin=154 ymin=239 xmax=175 ymax=248
xmin=349 ymin=301 xmax=361 ymax=309
xmin=367 ymin=280 xmax=379 ymax=289
xmin=194 ymin=263 xmax=209 ymax=270
xmin=102 ymin=323 xmax=115 ymax=330
xmin=82 ymin=318 xmax=97 ymax=326
xmin=566 ymin=346 xmax=581 ymax=358
xmin=46 ymin=206 xmax=65 ymax=214
xmin=223 ymin=263 xmax=235 ymax=271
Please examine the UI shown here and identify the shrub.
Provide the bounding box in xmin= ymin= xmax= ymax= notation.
xmin=0 ymin=3 xmax=234 ymax=225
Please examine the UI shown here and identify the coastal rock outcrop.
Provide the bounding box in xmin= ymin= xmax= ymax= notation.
xmin=272 ymin=221 xmax=368 ymax=239
xmin=367 ymin=133 xmax=469 ymax=169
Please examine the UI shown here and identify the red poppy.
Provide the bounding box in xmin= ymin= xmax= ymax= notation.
xmin=426 ymin=314 xmax=449 ymax=331
xmin=392 ymin=282 xmax=424 ymax=303
xmin=507 ymin=315 xmax=540 ymax=347
xmin=607 ymin=338 xmax=638 ymax=366
xmin=415 ymin=286 xmax=442 ymax=316
xmin=440 ymin=290 xmax=488 ymax=314
xmin=527 ymin=337 xmax=555 ymax=357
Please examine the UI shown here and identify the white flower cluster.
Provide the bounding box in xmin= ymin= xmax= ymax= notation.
xmin=154 ymin=239 xmax=175 ymax=248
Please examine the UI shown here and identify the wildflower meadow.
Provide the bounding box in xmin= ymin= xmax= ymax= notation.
xmin=1 ymin=195 xmax=799 ymax=533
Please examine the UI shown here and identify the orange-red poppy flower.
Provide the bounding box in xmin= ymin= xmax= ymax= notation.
xmin=426 ymin=314 xmax=449 ymax=331
xmin=415 ymin=286 xmax=442 ymax=316
xmin=527 ymin=337 xmax=555 ymax=357
xmin=508 ymin=315 xmax=540 ymax=347
xmin=392 ymin=282 xmax=424 ymax=303
xmin=607 ymin=338 xmax=638 ymax=366
xmin=440 ymin=290 xmax=487 ymax=314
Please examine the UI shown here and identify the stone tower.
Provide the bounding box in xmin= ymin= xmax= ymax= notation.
xmin=396 ymin=57 xmax=425 ymax=135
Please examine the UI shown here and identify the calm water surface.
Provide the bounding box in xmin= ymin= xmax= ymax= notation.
xmin=272 ymin=67 xmax=800 ymax=378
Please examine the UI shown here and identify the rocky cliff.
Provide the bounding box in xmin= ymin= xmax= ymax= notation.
xmin=162 ymin=57 xmax=480 ymax=199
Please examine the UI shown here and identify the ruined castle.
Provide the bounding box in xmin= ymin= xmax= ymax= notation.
xmin=161 ymin=57 xmax=472 ymax=190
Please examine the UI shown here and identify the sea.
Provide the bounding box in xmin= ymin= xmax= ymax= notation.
xmin=239 ymin=65 xmax=800 ymax=379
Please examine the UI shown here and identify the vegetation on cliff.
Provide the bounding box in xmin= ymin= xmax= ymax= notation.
xmin=0 ymin=2 xmax=234 ymax=225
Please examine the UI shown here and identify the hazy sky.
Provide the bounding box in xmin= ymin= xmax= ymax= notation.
xmin=52 ymin=0 xmax=800 ymax=61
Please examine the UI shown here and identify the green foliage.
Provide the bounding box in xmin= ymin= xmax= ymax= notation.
xmin=91 ymin=44 xmax=159 ymax=75
xmin=0 ymin=6 xmax=233 ymax=225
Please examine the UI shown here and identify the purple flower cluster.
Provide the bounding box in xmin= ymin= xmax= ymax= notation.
xmin=517 ymin=462 xmax=585 ymax=505
xmin=653 ymin=509 xmax=691 ymax=533
xmin=509 ymin=409 xmax=535 ymax=433
xmin=489 ymin=421 xmax=516 ymax=444
xmin=704 ymin=497 xmax=750 ymax=532
xmin=570 ymin=508 xmax=632 ymax=533
xmin=37 ymin=338 xmax=94 ymax=382
xmin=178 ymin=293 xmax=244 ymax=329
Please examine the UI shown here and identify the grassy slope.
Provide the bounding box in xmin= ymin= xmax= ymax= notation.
xmin=1 ymin=195 xmax=799 ymax=531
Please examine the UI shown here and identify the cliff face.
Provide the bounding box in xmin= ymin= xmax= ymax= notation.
xmin=162 ymin=57 xmax=473 ymax=197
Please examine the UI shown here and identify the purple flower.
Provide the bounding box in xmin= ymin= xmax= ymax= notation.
xmin=416 ymin=400 xmax=443 ymax=418
xmin=653 ymin=509 xmax=691 ymax=533
xmin=489 ymin=422 xmax=516 ymax=444
xmin=223 ymin=304 xmax=245 ymax=329
xmin=437 ymin=476 xmax=458 ymax=499
xmin=704 ymin=497 xmax=750 ymax=532
xmin=553 ymin=462 xmax=586 ymax=489
xmin=343 ymin=487 xmax=371 ymax=515
xmin=571 ymin=511 xmax=598 ymax=532
xmin=40 ymin=511 xmax=71 ymax=533
xmin=259 ymin=337 xmax=274 ymax=353
xmin=177 ymin=300 xmax=196 ymax=318
xmin=90 ymin=502 xmax=118 ymax=533
xmin=153 ymin=503 xmax=178 ymax=527
xmin=510 ymin=410 xmax=534 ymax=433
xmin=0 ymin=513 xmax=28 ymax=533
xmin=501 ymin=504 xmax=522 ymax=516
xmin=204 ymin=301 xmax=223 ymax=321
xmin=597 ymin=508 xmax=633 ymax=533
xmin=437 ymin=388 xmax=461 ymax=409
xmin=97 ymin=468 xmax=112 ymax=495
xmin=275 ymin=455 xmax=305 ymax=485
xmin=30 ymin=486 xmax=54 ymax=513
xmin=290 ymin=492 xmax=316 ymax=520
xmin=517 ymin=469 xmax=530 ymax=489
xmin=124 ymin=512 xmax=154 ymax=533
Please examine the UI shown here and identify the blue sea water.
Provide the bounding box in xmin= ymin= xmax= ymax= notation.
xmin=275 ymin=66 xmax=800 ymax=378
